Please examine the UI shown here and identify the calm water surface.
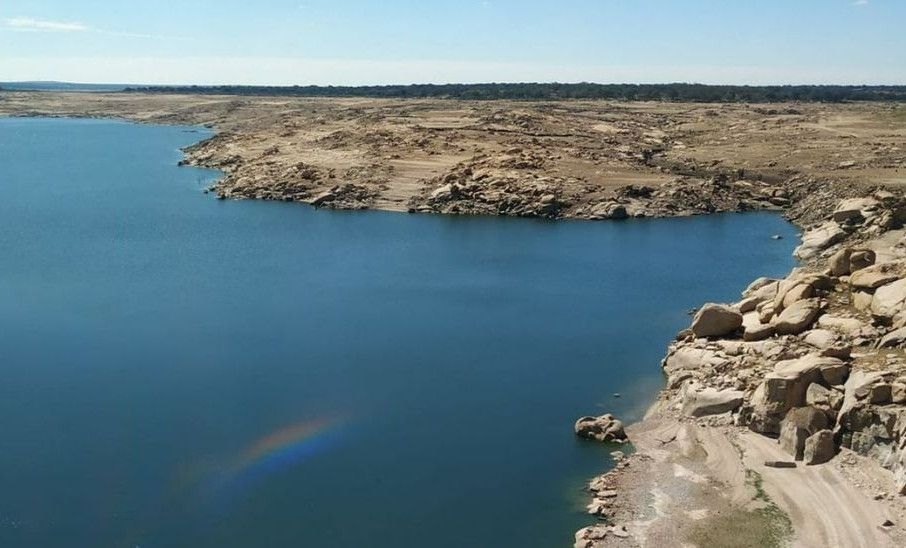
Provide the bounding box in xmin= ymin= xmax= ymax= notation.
xmin=0 ymin=118 xmax=798 ymax=547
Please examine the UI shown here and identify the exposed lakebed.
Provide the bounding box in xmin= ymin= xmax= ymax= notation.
xmin=0 ymin=118 xmax=798 ymax=547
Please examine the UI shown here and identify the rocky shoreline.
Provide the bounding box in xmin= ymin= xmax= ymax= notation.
xmin=184 ymin=134 xmax=832 ymax=222
xmin=574 ymin=191 xmax=906 ymax=546
xmin=5 ymin=91 xmax=903 ymax=221
xmin=182 ymin=132 xmax=797 ymax=220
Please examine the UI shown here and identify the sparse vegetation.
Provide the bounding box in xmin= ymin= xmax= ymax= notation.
xmin=124 ymin=83 xmax=906 ymax=103
xmin=687 ymin=470 xmax=793 ymax=548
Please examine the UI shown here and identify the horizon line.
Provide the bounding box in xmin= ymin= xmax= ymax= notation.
xmin=5 ymin=80 xmax=906 ymax=88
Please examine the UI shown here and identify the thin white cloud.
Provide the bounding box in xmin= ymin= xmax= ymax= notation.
xmin=4 ymin=17 xmax=89 ymax=32
xmin=852 ymin=0 xmax=869 ymax=5
xmin=2 ymin=16 xmax=186 ymax=40
xmin=98 ymin=29 xmax=186 ymax=40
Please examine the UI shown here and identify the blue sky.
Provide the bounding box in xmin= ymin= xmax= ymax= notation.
xmin=1 ymin=0 xmax=903 ymax=85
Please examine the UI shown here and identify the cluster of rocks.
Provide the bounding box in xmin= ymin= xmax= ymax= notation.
xmin=183 ymin=134 xmax=327 ymax=202
xmin=574 ymin=450 xmax=639 ymax=546
xmin=478 ymin=110 xmax=548 ymax=133
xmin=182 ymin=134 xmax=384 ymax=209
xmin=574 ymin=414 xmax=629 ymax=443
xmin=574 ymin=523 xmax=629 ymax=548
xmin=212 ymin=161 xmax=327 ymax=202
xmin=793 ymin=192 xmax=906 ymax=260
xmin=309 ymin=183 xmax=376 ymax=210
xmin=655 ymin=196 xmax=906 ymax=494
xmin=409 ymin=153 xmax=573 ymax=218
xmin=575 ymin=177 xmax=790 ymax=221
xmin=413 ymin=162 xmax=802 ymax=221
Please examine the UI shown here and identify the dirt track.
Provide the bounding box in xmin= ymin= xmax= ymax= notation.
xmin=593 ymin=417 xmax=906 ymax=547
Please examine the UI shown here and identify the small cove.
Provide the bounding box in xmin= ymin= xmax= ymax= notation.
xmin=0 ymin=117 xmax=799 ymax=547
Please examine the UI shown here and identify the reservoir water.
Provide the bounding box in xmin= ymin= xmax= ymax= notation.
xmin=0 ymin=118 xmax=798 ymax=547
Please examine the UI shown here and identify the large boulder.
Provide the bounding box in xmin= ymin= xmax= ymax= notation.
xmin=662 ymin=346 xmax=728 ymax=374
xmin=832 ymin=197 xmax=880 ymax=224
xmin=574 ymin=414 xmax=628 ymax=443
xmin=748 ymin=355 xmax=846 ymax=434
xmin=817 ymin=314 xmax=864 ymax=336
xmin=743 ymin=279 xmax=781 ymax=316
xmin=802 ymin=329 xmax=837 ymax=350
xmin=850 ymin=249 xmax=877 ymax=272
xmin=575 ymin=525 xmax=610 ymax=548
xmin=872 ymin=278 xmax=906 ymax=321
xmin=819 ymin=361 xmax=850 ymax=386
xmin=682 ymin=386 xmax=745 ymax=418
xmin=853 ymin=291 xmax=874 ymax=311
xmin=772 ymin=275 xmax=818 ymax=314
xmin=689 ymin=303 xmax=743 ymax=338
xmin=744 ymin=277 xmax=780 ymax=298
xmin=828 ymin=248 xmax=852 ymax=277
xmin=757 ymin=300 xmax=777 ymax=324
xmin=794 ymin=222 xmax=847 ymax=260
xmin=827 ymin=247 xmax=875 ymax=277
xmin=743 ymin=312 xmax=775 ymax=341
xmin=803 ymin=430 xmax=836 ymax=465
xmin=590 ymin=202 xmax=628 ymax=220
xmin=879 ymin=326 xmax=906 ymax=348
xmin=773 ymin=299 xmax=823 ymax=335
xmin=850 ymin=263 xmax=906 ymax=291
xmin=779 ymin=407 xmax=830 ymax=460
xmin=806 ymin=383 xmax=843 ymax=412
xmin=893 ymin=383 xmax=906 ymax=404
xmin=738 ymin=296 xmax=762 ymax=314
xmin=781 ymin=283 xmax=815 ymax=309
xmin=836 ymin=370 xmax=885 ymax=423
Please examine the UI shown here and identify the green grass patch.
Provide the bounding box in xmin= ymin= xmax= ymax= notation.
xmin=686 ymin=470 xmax=792 ymax=548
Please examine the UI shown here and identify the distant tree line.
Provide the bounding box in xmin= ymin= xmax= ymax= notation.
xmin=122 ymin=83 xmax=906 ymax=102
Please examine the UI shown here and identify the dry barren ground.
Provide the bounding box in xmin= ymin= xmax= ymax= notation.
xmin=2 ymin=92 xmax=905 ymax=218
xmin=591 ymin=417 xmax=906 ymax=548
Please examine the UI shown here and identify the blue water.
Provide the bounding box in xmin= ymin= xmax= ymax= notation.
xmin=0 ymin=117 xmax=799 ymax=547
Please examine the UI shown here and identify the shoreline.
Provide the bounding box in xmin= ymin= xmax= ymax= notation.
xmin=4 ymin=93 xmax=906 ymax=546
xmin=3 ymin=91 xmax=898 ymax=223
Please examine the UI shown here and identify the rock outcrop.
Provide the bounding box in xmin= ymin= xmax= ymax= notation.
xmin=689 ymin=303 xmax=743 ymax=338
xmin=803 ymin=429 xmax=836 ymax=465
xmin=779 ymin=406 xmax=830 ymax=460
xmin=681 ymin=385 xmax=745 ymax=417
xmin=575 ymin=414 xmax=629 ymax=443
xmin=795 ymin=222 xmax=846 ymax=260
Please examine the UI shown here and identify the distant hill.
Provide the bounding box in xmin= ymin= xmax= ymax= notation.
xmin=0 ymin=81 xmax=130 ymax=92
xmin=122 ymin=83 xmax=906 ymax=103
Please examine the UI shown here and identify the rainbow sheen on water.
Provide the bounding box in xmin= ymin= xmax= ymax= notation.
xmin=209 ymin=418 xmax=348 ymax=501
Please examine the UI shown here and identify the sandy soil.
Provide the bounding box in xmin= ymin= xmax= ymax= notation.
xmin=595 ymin=414 xmax=906 ymax=547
